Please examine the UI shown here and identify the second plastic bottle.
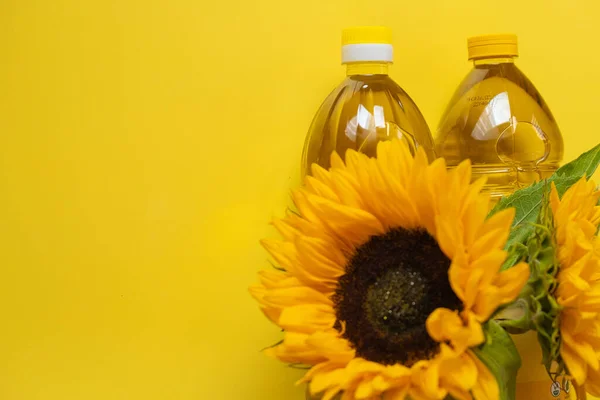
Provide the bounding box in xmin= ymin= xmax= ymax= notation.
xmin=301 ymin=27 xmax=435 ymax=176
xmin=435 ymin=34 xmax=564 ymax=200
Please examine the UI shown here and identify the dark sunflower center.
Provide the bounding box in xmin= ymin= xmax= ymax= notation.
xmin=334 ymin=227 xmax=461 ymax=366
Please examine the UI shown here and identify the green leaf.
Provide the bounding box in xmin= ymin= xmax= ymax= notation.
xmin=553 ymin=142 xmax=600 ymax=178
xmin=472 ymin=320 xmax=521 ymax=400
xmin=490 ymin=143 xmax=600 ymax=255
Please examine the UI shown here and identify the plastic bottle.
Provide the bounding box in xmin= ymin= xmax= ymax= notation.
xmin=301 ymin=27 xmax=435 ymax=176
xmin=435 ymin=34 xmax=564 ymax=200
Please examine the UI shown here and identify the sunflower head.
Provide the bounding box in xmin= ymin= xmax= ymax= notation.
xmin=536 ymin=178 xmax=600 ymax=396
xmin=504 ymin=177 xmax=600 ymax=396
xmin=250 ymin=140 xmax=529 ymax=399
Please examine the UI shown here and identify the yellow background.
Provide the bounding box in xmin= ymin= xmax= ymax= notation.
xmin=1 ymin=0 xmax=599 ymax=399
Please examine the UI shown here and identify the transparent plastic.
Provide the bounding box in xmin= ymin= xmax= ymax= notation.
xmin=301 ymin=63 xmax=436 ymax=176
xmin=435 ymin=56 xmax=564 ymax=200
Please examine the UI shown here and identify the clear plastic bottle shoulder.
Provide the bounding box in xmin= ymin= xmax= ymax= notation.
xmin=435 ymin=61 xmax=564 ymax=199
xmin=302 ymin=74 xmax=435 ymax=176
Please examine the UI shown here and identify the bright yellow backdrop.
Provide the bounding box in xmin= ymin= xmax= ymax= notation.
xmin=1 ymin=0 xmax=599 ymax=399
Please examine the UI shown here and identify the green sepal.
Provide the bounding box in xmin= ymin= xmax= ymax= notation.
xmin=472 ymin=320 xmax=521 ymax=400
xmin=495 ymin=186 xmax=565 ymax=376
xmin=525 ymin=193 xmax=562 ymax=372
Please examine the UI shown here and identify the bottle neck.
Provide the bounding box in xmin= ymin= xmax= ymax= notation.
xmin=473 ymin=56 xmax=516 ymax=66
xmin=345 ymin=62 xmax=390 ymax=76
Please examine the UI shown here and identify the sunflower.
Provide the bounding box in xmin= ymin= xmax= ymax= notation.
xmin=546 ymin=178 xmax=600 ymax=395
xmin=250 ymin=140 xmax=529 ymax=400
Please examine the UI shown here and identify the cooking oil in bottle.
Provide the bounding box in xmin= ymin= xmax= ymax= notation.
xmin=435 ymin=34 xmax=564 ymax=200
xmin=301 ymin=27 xmax=435 ymax=176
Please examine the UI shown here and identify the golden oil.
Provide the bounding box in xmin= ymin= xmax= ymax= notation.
xmin=436 ymin=35 xmax=564 ymax=200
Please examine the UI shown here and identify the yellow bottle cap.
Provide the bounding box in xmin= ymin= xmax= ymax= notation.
xmin=467 ymin=34 xmax=518 ymax=60
xmin=342 ymin=26 xmax=392 ymax=46
xmin=341 ymin=27 xmax=393 ymax=64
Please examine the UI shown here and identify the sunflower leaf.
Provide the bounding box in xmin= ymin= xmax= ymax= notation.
xmin=473 ymin=320 xmax=521 ymax=400
xmin=490 ymin=143 xmax=600 ymax=268
xmin=552 ymin=142 xmax=600 ymax=178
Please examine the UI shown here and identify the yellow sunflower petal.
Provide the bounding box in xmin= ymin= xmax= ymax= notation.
xmin=426 ymin=308 xmax=484 ymax=352
xmin=265 ymin=273 xmax=309 ymax=289
xmin=471 ymin=249 xmax=507 ymax=288
xmin=263 ymin=286 xmax=333 ymax=308
xmin=469 ymin=262 xmax=529 ymax=322
xmin=559 ymin=268 xmax=592 ymax=298
xmin=267 ymin=331 xmax=326 ymax=364
xmin=329 ymin=169 xmax=365 ymax=210
xmin=305 ymin=331 xmax=355 ymax=363
xmin=373 ymin=170 xmax=420 ymax=229
xmin=305 ymin=175 xmax=340 ymax=203
xmin=406 ymin=387 xmax=434 ymax=400
xmin=345 ymin=358 xmax=388 ymax=376
xmin=578 ymin=323 xmax=600 ymax=350
xmin=250 ymin=272 xmax=304 ymax=324
xmin=438 ymin=344 xmax=478 ymax=391
xmin=286 ymin=254 xmax=340 ymax=293
xmin=445 ymin=386 xmax=472 ymax=400
xmin=562 ymin=330 xmax=600 ymax=372
xmin=310 ymin=163 xmax=333 ymax=185
xmin=463 ymin=266 xmax=485 ymax=310
xmin=585 ymin=366 xmax=600 ymax=397
xmin=344 ymin=147 xmax=371 ymax=178
xmin=355 ymin=379 xmax=379 ymax=399
xmin=382 ymin=386 xmax=409 ymax=400
xmin=410 ymin=361 xmax=447 ymax=399
xmin=562 ymin=342 xmax=589 ymax=384
xmin=278 ymin=304 xmax=336 ymax=334
xmin=412 ymin=157 xmax=443 ymax=235
xmin=453 ymin=159 xmax=473 ymax=196
xmin=462 ymin=178 xmax=489 ymax=247
xmin=309 ymin=367 xmax=346 ymax=397
xmin=406 ymin=147 xmax=433 ymax=222
xmin=282 ymin=211 xmax=344 ymax=249
xmin=579 ymin=293 xmax=600 ymax=314
xmin=330 ymin=151 xmax=346 ymax=169
xmin=490 ymin=261 xmax=530 ymax=301
xmin=293 ymin=189 xmax=328 ymax=227
xmin=447 ymin=254 xmax=470 ymax=302
xmin=272 ymin=218 xmax=302 ymax=241
xmin=300 ymin=360 xmax=340 ymax=385
xmin=471 ymin=288 xmax=507 ymax=323
xmin=258 ymin=306 xmax=281 ymax=324
xmin=311 ymin=161 xmax=366 ymax=212
xmin=435 ymin=214 xmax=461 ymax=261
xmin=303 ymin=191 xmax=385 ymax=247
xmin=305 ymin=364 xmax=362 ymax=400
xmin=469 ymin=228 xmax=509 ymax=264
xmin=295 ymin=235 xmax=345 ymax=275
xmin=377 ymin=139 xmax=412 ymax=193
xmin=369 ymin=375 xmax=393 ymax=393
xmin=481 ymin=203 xmax=516 ymax=234
xmin=423 ymin=158 xmax=448 ymax=235
xmin=261 ymin=239 xmax=294 ymax=269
